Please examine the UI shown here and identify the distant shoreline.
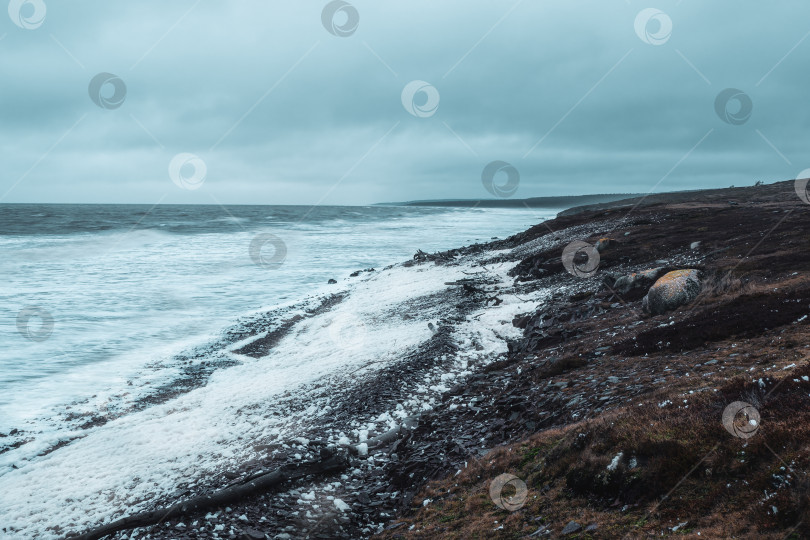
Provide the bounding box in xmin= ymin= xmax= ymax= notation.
xmin=375 ymin=193 xmax=644 ymax=209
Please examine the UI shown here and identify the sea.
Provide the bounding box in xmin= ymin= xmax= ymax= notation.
xmin=0 ymin=202 xmax=567 ymax=537
xmin=0 ymin=203 xmax=554 ymax=439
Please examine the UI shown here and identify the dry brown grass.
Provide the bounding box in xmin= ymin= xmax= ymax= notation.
xmin=376 ymin=185 xmax=810 ymax=539
xmin=377 ymin=365 xmax=810 ymax=539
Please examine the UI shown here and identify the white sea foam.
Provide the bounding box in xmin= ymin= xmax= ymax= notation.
xmin=0 ymin=207 xmax=554 ymax=538
xmin=0 ymin=261 xmax=458 ymax=536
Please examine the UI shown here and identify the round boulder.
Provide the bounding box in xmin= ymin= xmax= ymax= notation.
xmin=611 ymin=267 xmax=671 ymax=301
xmin=642 ymin=269 xmax=702 ymax=315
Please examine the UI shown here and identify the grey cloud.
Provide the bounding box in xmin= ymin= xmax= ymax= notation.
xmin=1 ymin=0 xmax=809 ymax=204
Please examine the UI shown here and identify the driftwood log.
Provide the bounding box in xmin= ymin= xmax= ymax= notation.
xmin=68 ymin=450 xmax=350 ymax=540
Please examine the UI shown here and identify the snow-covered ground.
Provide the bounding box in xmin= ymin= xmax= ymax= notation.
xmin=0 ymin=251 xmax=547 ymax=539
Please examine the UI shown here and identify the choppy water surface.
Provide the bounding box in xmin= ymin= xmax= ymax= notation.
xmin=0 ymin=203 xmax=554 ymax=436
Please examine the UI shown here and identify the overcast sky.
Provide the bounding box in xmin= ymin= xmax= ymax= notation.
xmin=1 ymin=1 xmax=808 ymax=205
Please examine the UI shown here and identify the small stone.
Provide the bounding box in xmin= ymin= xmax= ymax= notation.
xmin=690 ymin=241 xmax=701 ymax=250
xmin=241 ymin=528 xmax=266 ymax=540
xmin=595 ymin=238 xmax=616 ymax=253
xmin=561 ymin=521 xmax=582 ymax=535
xmin=528 ymin=525 xmax=548 ymax=537
xmin=328 ymin=278 xmax=337 ymax=284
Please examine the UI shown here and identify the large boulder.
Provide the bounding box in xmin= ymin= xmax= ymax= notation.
xmin=642 ymin=269 xmax=702 ymax=315
xmin=609 ymin=267 xmax=671 ymax=301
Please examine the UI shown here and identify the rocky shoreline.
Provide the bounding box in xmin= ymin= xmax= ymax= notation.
xmin=58 ymin=179 xmax=810 ymax=539
xmin=379 ymin=180 xmax=810 ymax=539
